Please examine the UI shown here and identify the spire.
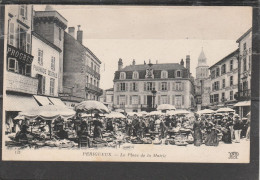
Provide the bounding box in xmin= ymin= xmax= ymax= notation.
xmin=198 ymin=48 xmax=207 ymax=66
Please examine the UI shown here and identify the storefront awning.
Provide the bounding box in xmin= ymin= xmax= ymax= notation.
xmin=5 ymin=94 xmax=39 ymax=111
xmin=33 ymin=95 xmax=53 ymax=106
xmin=48 ymin=97 xmax=66 ymax=107
xmin=234 ymin=101 xmax=251 ymax=107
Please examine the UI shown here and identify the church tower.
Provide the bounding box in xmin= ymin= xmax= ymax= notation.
xmin=196 ymin=48 xmax=209 ymax=79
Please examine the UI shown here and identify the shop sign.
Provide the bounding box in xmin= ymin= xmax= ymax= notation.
xmin=33 ymin=65 xmax=58 ymax=78
xmin=58 ymin=93 xmax=70 ymax=97
xmin=7 ymin=45 xmax=34 ymax=64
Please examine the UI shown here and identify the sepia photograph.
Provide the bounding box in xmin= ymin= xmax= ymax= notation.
xmin=2 ymin=5 xmax=252 ymax=163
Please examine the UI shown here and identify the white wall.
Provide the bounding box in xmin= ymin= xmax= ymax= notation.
xmin=31 ymin=35 xmax=60 ymax=97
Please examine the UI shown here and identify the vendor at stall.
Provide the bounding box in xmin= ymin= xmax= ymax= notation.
xmin=93 ymin=114 xmax=103 ymax=138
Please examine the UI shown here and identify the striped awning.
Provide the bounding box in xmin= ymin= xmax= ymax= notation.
xmin=234 ymin=101 xmax=251 ymax=107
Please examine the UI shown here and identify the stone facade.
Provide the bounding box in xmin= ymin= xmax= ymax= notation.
xmin=113 ymin=59 xmax=195 ymax=112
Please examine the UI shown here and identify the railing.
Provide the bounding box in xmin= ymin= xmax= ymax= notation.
xmin=5 ymin=71 xmax=38 ymax=94
xmin=86 ymin=83 xmax=103 ymax=95
xmin=86 ymin=65 xmax=100 ymax=80
xmin=239 ymin=89 xmax=251 ymax=100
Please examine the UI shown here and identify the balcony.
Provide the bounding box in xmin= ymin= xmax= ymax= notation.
xmin=239 ymin=89 xmax=251 ymax=101
xmin=86 ymin=65 xmax=100 ymax=80
xmin=5 ymin=71 xmax=38 ymax=94
xmin=86 ymin=83 xmax=103 ymax=95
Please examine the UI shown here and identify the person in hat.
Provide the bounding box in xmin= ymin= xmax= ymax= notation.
xmin=221 ymin=116 xmax=232 ymax=144
xmin=193 ymin=117 xmax=202 ymax=146
xmin=233 ymin=114 xmax=242 ymax=143
xmin=228 ymin=113 xmax=234 ymax=140
xmin=205 ymin=121 xmax=219 ymax=146
xmin=93 ymin=115 xmax=103 ymax=139
xmin=246 ymin=112 xmax=251 ymax=140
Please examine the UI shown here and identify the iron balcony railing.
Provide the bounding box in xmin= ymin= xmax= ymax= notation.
xmin=86 ymin=83 xmax=103 ymax=95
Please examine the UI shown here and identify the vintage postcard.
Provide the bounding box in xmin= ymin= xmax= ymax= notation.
xmin=2 ymin=5 xmax=252 ymax=162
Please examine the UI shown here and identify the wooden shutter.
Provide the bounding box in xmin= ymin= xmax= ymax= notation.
xmin=182 ymin=82 xmax=185 ymax=91
xmin=182 ymin=95 xmax=184 ymax=105
xmin=136 ymin=83 xmax=138 ymax=91
xmin=130 ymin=95 xmax=132 ymax=105
xmin=130 ymin=83 xmax=133 ymax=91
xmin=144 ymin=82 xmax=146 ymax=91
xmin=138 ymin=95 xmax=141 ymax=104
xmin=172 ymin=95 xmax=175 ymax=105
xmin=125 ymin=83 xmax=128 ymax=91
xmin=167 ymin=82 xmax=170 ymax=91
xmin=158 ymin=95 xmax=160 ymax=105
xmin=117 ymin=95 xmax=119 ymax=105
xmin=42 ymin=76 xmax=46 ymax=94
xmin=117 ymin=83 xmax=120 ymax=92
xmin=159 ymin=82 xmax=161 ymax=91
xmin=172 ymin=82 xmax=175 ymax=91
xmin=168 ymin=95 xmax=170 ymax=104
xmin=144 ymin=95 xmax=147 ymax=104
xmin=152 ymin=82 xmax=155 ymax=90
xmin=125 ymin=95 xmax=128 ymax=105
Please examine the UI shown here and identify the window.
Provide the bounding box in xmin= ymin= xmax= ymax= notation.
xmin=51 ymin=56 xmax=55 ymax=71
xmin=120 ymin=83 xmax=126 ymax=91
xmin=176 ymin=82 xmax=182 ymax=91
xmin=26 ymin=32 xmax=30 ymax=54
xmin=94 ymin=65 xmax=96 ymax=72
xmin=213 ymin=94 xmax=219 ymax=102
xmin=50 ymin=78 xmax=55 ymax=96
xmin=210 ymin=95 xmax=213 ymax=103
xmin=131 ymin=82 xmax=138 ymax=91
xmin=147 ymin=82 xmax=153 ymax=91
xmin=91 ymin=62 xmax=93 ymax=69
xmin=132 ymin=95 xmax=139 ymax=105
xmin=176 ymin=70 xmax=181 ymax=78
xmin=20 ymin=5 xmax=27 ymax=19
xmin=59 ymin=28 xmax=61 ymax=41
xmin=119 ymin=95 xmax=126 ymax=105
xmin=243 ymin=57 xmax=247 ymax=71
xmin=8 ymin=22 xmax=14 ymax=46
xmin=175 ymin=95 xmax=182 ymax=107
xmin=221 ymin=64 xmax=226 ymax=74
xmin=38 ymin=49 xmax=43 ymax=66
xmin=230 ymin=91 xmax=233 ymax=100
xmin=18 ymin=27 xmax=26 ymax=52
xmin=97 ymin=81 xmax=99 ymax=88
xmin=8 ymin=58 xmax=18 ymax=72
xmin=230 ymin=76 xmax=233 ymax=86
xmin=214 ymin=81 xmax=219 ymax=91
xmin=25 ymin=64 xmax=31 ymax=76
xmin=161 ymin=95 xmax=168 ymax=104
xmin=161 ymin=82 xmax=167 ymax=91
xmin=86 ymin=76 xmax=89 ymax=83
xmin=222 ymin=92 xmax=225 ymax=101
xmin=94 ymin=80 xmax=96 ymax=86
xmin=37 ymin=74 xmax=45 ymax=95
xmin=161 ymin=70 xmax=168 ymax=78
xmin=243 ymin=43 xmax=246 ymax=50
xmin=120 ymin=72 xmax=126 ymax=80
xmin=211 ymin=70 xmax=215 ymax=79
xmin=222 ymin=79 xmax=225 ymax=88
xmin=216 ymin=68 xmax=220 ymax=77
xmin=90 ymin=77 xmax=93 ymax=85
xmin=133 ymin=71 xmax=139 ymax=79
xmin=230 ymin=60 xmax=233 ymax=71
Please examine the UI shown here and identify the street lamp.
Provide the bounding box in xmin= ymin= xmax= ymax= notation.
xmin=151 ymin=88 xmax=157 ymax=109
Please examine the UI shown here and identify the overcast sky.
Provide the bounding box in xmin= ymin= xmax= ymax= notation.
xmin=35 ymin=5 xmax=252 ymax=90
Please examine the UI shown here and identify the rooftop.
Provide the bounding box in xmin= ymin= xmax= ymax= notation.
xmin=120 ymin=63 xmax=186 ymax=72
xmin=209 ymin=49 xmax=239 ymax=69
xmin=236 ymin=28 xmax=252 ymax=43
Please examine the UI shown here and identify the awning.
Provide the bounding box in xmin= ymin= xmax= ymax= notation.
xmin=234 ymin=101 xmax=251 ymax=107
xmin=33 ymin=95 xmax=53 ymax=106
xmin=5 ymin=94 xmax=39 ymax=111
xmin=48 ymin=97 xmax=66 ymax=107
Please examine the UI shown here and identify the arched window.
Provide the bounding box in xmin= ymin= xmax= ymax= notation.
xmin=120 ymin=72 xmax=126 ymax=80
xmin=132 ymin=71 xmax=139 ymax=79
xmin=176 ymin=70 xmax=182 ymax=78
xmin=161 ymin=70 xmax=168 ymax=79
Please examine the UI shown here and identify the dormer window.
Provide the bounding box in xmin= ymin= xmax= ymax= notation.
xmin=120 ymin=72 xmax=126 ymax=80
xmin=133 ymin=71 xmax=139 ymax=79
xmin=176 ymin=70 xmax=181 ymax=78
xmin=161 ymin=70 xmax=168 ymax=79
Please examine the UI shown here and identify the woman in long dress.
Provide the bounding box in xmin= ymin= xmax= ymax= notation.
xmin=205 ymin=121 xmax=219 ymax=146
xmin=222 ymin=119 xmax=232 ymax=144
xmin=193 ymin=118 xmax=202 ymax=146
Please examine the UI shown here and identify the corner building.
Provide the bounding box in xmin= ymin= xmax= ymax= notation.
xmin=113 ymin=58 xmax=195 ymax=112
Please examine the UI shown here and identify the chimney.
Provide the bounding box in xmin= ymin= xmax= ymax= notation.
xmin=68 ymin=27 xmax=75 ymax=38
xmin=77 ymin=25 xmax=83 ymax=44
xmin=118 ymin=58 xmax=123 ymax=70
xmin=180 ymin=59 xmax=184 ymax=66
xmin=186 ymin=55 xmax=190 ymax=72
xmin=132 ymin=59 xmax=136 ymax=65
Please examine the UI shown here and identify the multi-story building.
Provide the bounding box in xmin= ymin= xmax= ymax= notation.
xmin=209 ymin=49 xmax=239 ymax=109
xmin=194 ymin=49 xmax=210 ymax=110
xmin=113 ymin=58 xmax=195 ymax=112
xmin=62 ymin=26 xmax=102 ymax=107
xmin=100 ymin=88 xmax=114 ymax=111
xmin=234 ymin=28 xmax=252 ymax=117
xmin=4 ymin=5 xmax=39 ymax=132
xmin=33 ymin=6 xmax=67 ymax=93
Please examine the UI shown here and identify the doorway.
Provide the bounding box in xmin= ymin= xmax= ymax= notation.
xmin=147 ymin=95 xmax=153 ymax=108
